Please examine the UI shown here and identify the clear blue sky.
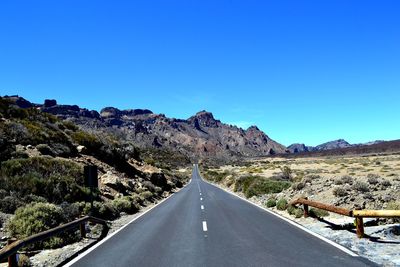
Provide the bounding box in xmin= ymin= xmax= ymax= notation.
xmin=1 ymin=0 xmax=399 ymax=146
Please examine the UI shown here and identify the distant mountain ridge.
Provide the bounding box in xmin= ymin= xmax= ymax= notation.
xmin=287 ymin=139 xmax=386 ymax=153
xmin=4 ymin=96 xmax=287 ymax=162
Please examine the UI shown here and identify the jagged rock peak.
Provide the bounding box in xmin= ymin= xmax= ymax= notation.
xmin=246 ymin=125 xmax=260 ymax=131
xmin=188 ymin=110 xmax=219 ymax=128
xmin=192 ymin=110 xmax=215 ymax=119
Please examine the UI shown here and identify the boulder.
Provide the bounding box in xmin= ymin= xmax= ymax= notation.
xmin=77 ymin=145 xmax=87 ymax=153
xmin=101 ymin=171 xmax=122 ymax=190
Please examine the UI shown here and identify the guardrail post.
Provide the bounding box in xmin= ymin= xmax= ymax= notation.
xmin=303 ymin=197 xmax=309 ymax=218
xmin=7 ymin=238 xmax=18 ymax=267
xmin=355 ymin=216 xmax=364 ymax=238
xmin=80 ymin=222 xmax=86 ymax=238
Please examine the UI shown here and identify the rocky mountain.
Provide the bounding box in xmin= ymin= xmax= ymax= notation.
xmin=314 ymin=139 xmax=352 ymax=151
xmin=287 ymin=143 xmax=310 ymax=154
xmin=288 ymin=139 xmax=387 ymax=154
xmin=3 ymin=96 xmax=287 ymax=162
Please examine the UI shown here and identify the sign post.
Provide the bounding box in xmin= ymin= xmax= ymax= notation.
xmin=84 ymin=165 xmax=98 ymax=214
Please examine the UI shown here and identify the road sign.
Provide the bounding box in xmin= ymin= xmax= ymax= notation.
xmin=84 ymin=165 xmax=98 ymax=188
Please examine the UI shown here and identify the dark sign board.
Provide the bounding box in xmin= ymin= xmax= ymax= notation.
xmin=84 ymin=165 xmax=98 ymax=188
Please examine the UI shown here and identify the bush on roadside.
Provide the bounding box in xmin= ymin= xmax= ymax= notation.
xmin=139 ymin=191 xmax=154 ymax=201
xmin=82 ymin=201 xmax=119 ymax=220
xmin=266 ymin=198 xmax=276 ymax=208
xmin=7 ymin=202 xmax=77 ymax=249
xmin=309 ymin=208 xmax=329 ymax=218
xmin=112 ymin=196 xmax=139 ymax=214
xmin=0 ymin=157 xmax=89 ymax=204
xmin=287 ymin=205 xmax=303 ymax=218
xmin=245 ymin=178 xmax=291 ymax=198
xmin=276 ymin=198 xmax=288 ymax=210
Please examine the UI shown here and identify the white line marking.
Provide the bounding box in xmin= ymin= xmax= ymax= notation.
xmin=200 ymin=176 xmax=359 ymax=257
xmin=201 ymin=205 xmax=204 ymax=210
xmin=200 ymin=197 xmax=203 ymax=201
xmin=202 ymin=221 xmax=208 ymax=231
xmin=200 ymin=193 xmax=202 ymax=196
xmin=64 ymin=184 xmax=189 ymax=266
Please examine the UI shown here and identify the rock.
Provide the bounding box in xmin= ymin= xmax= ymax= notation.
xmin=44 ymin=99 xmax=57 ymax=107
xmin=77 ymin=145 xmax=87 ymax=153
xmin=101 ymin=171 xmax=122 ymax=189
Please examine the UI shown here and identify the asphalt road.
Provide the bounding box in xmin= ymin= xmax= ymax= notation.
xmin=68 ymin=165 xmax=374 ymax=267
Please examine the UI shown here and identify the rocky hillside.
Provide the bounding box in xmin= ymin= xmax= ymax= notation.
xmin=0 ymin=96 xmax=188 ymax=243
xmin=4 ymin=96 xmax=287 ymax=163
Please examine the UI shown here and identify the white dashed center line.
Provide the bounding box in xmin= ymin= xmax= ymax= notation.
xmin=202 ymin=221 xmax=208 ymax=232
xmin=201 ymin=205 xmax=204 ymax=210
xmin=200 ymin=197 xmax=203 ymax=201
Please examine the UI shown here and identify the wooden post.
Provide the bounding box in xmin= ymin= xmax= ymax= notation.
xmin=303 ymin=204 xmax=309 ymax=218
xmin=303 ymin=197 xmax=309 ymax=218
xmin=7 ymin=238 xmax=18 ymax=267
xmin=355 ymin=217 xmax=364 ymax=238
xmin=80 ymin=222 xmax=86 ymax=238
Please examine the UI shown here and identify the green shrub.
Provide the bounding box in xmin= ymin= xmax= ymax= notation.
xmin=309 ymin=208 xmax=329 ymax=218
xmin=381 ymin=179 xmax=392 ymax=188
xmin=280 ymin=166 xmax=293 ymax=181
xmin=276 ymin=198 xmax=288 ymax=210
xmin=0 ymin=195 xmax=24 ymax=213
xmin=287 ymin=205 xmax=303 ymax=218
xmin=340 ymin=175 xmax=353 ymax=184
xmin=82 ymin=201 xmax=119 ymax=220
xmin=266 ymin=198 xmax=276 ymax=208
xmin=244 ymin=177 xmax=291 ymax=198
xmin=333 ymin=187 xmax=348 ymax=197
xmin=292 ymin=182 xmax=305 ymax=191
xmin=7 ymin=202 xmax=76 ymax=249
xmin=112 ymin=196 xmax=139 ymax=214
xmin=36 ymin=144 xmax=54 ymax=156
xmin=140 ymin=191 xmax=154 ymax=201
xmin=0 ymin=157 xmax=89 ymax=204
xmin=352 ymin=181 xmax=369 ymax=192
xmin=367 ymin=174 xmax=379 ymax=185
xmin=71 ymin=131 xmax=102 ymax=152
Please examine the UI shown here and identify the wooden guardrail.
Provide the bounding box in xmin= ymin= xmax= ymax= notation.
xmin=291 ymin=198 xmax=400 ymax=238
xmin=0 ymin=216 xmax=109 ymax=267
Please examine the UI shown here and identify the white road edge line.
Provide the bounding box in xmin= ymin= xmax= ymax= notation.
xmin=200 ymin=176 xmax=359 ymax=257
xmin=202 ymin=221 xmax=208 ymax=231
xmin=201 ymin=205 xmax=204 ymax=210
xmin=64 ymin=178 xmax=192 ymax=267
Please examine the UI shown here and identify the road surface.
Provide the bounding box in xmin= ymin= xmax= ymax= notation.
xmin=68 ymin=164 xmax=374 ymax=267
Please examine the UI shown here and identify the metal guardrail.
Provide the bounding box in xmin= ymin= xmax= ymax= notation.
xmin=290 ymin=198 xmax=400 ymax=238
xmin=0 ymin=216 xmax=109 ymax=267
